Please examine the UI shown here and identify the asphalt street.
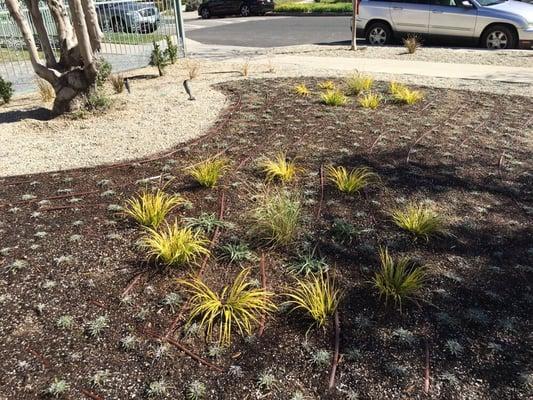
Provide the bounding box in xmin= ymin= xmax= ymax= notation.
xmin=185 ymin=15 xmax=353 ymax=48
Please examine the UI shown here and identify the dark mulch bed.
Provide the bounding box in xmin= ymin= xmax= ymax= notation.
xmin=0 ymin=78 xmax=532 ymax=400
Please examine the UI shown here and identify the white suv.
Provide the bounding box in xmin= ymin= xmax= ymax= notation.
xmin=356 ymin=0 xmax=533 ymax=49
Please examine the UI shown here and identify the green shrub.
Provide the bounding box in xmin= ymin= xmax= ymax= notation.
xmin=274 ymin=2 xmax=352 ymax=13
xmin=373 ymin=247 xmax=426 ymax=311
xmin=0 ymin=76 xmax=14 ymax=104
xmin=96 ymin=58 xmax=112 ymax=86
xmin=85 ymin=90 xmax=111 ymax=111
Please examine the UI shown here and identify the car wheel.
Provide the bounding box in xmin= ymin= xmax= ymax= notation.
xmin=200 ymin=7 xmax=211 ymax=19
xmin=366 ymin=22 xmax=392 ymax=46
xmin=482 ymin=25 xmax=517 ymax=50
xmin=240 ymin=4 xmax=251 ymax=17
xmin=111 ymin=17 xmax=126 ymax=33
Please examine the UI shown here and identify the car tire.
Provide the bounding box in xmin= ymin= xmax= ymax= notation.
xmin=240 ymin=4 xmax=251 ymax=17
xmin=481 ymin=25 xmax=517 ymax=50
xmin=111 ymin=17 xmax=126 ymax=33
xmin=365 ymin=22 xmax=392 ymax=46
xmin=200 ymin=7 xmax=211 ymax=19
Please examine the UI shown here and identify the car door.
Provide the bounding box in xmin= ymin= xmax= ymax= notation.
xmin=390 ymin=0 xmax=430 ymax=35
xmin=428 ymin=0 xmax=478 ymax=37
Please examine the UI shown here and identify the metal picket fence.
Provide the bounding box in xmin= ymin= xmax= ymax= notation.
xmin=0 ymin=0 xmax=185 ymax=92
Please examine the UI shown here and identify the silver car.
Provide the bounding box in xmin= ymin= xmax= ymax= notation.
xmin=356 ymin=0 xmax=533 ymax=49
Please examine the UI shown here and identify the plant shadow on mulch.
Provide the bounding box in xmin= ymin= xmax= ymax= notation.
xmin=0 ymin=78 xmax=532 ymax=400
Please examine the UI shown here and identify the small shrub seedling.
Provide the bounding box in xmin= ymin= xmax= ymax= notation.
xmin=373 ymin=247 xmax=426 ymax=311
xmin=284 ymin=273 xmax=341 ymax=330
xmin=110 ymin=74 xmax=125 ymax=94
xmin=124 ymin=189 xmax=183 ymax=229
xmin=141 ymin=220 xmax=210 ymax=267
xmin=96 ymin=58 xmax=112 ymax=86
xmin=179 ymin=268 xmax=276 ymax=345
xmin=326 ymin=165 xmax=378 ymax=195
xmin=85 ymin=90 xmax=111 ymax=111
xmin=311 ymin=349 xmax=332 ymax=366
xmin=251 ymin=188 xmax=302 ymax=245
xmin=346 ymin=72 xmax=374 ymax=95
xmin=87 ymin=315 xmax=109 ymax=338
xmin=331 ymin=219 xmax=359 ymax=244
xmin=320 ymin=89 xmax=347 ymax=106
xmin=36 ymin=78 xmax=55 ymax=102
xmin=150 ymin=41 xmax=170 ymax=76
xmin=260 ymin=152 xmax=300 ymax=183
xmin=287 ymin=250 xmax=329 ymax=276
xmin=147 ymin=379 xmax=170 ymax=397
xmin=294 ymin=83 xmax=310 ymax=96
xmin=403 ymin=35 xmax=421 ymax=54
xmin=257 ymin=372 xmax=276 ymax=391
xmin=187 ymin=157 xmax=229 ymax=188
xmin=391 ymin=203 xmax=445 ymax=241
xmin=358 ymin=92 xmax=382 ymax=109
xmin=0 ymin=76 xmax=13 ymax=104
xmin=164 ymin=35 xmax=179 ymax=64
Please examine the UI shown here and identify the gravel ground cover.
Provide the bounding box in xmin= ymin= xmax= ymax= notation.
xmin=0 ymin=77 xmax=532 ymax=399
xmin=271 ymin=44 xmax=533 ymax=68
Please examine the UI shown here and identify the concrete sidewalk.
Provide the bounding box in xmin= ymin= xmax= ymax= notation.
xmin=186 ymin=38 xmax=533 ymax=84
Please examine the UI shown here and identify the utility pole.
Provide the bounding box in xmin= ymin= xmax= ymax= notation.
xmin=173 ymin=0 xmax=186 ymax=56
xmin=350 ymin=0 xmax=357 ymax=50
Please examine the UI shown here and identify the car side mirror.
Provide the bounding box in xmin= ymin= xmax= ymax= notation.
xmin=462 ymin=0 xmax=473 ymax=7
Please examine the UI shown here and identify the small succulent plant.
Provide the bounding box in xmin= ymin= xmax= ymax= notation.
xmin=147 ymin=379 xmax=170 ymax=397
xmin=162 ymin=292 xmax=182 ymax=312
xmin=56 ymin=315 xmax=75 ymax=330
xmin=90 ymin=370 xmax=110 ymax=387
xmin=311 ymin=349 xmax=332 ymax=366
xmin=120 ymin=334 xmax=137 ymax=350
xmin=87 ymin=316 xmax=109 ymax=338
xmin=445 ymin=339 xmax=464 ymax=357
xmin=186 ymin=380 xmax=206 ymax=400
xmin=46 ymin=378 xmax=70 ymax=397
xmin=392 ymin=328 xmax=416 ymax=346
xmin=257 ymin=372 xmax=276 ymax=391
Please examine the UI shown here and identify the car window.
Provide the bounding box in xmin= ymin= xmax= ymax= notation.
xmin=430 ymin=0 xmax=462 ymax=6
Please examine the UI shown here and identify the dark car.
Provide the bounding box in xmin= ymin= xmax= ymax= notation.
xmin=95 ymin=1 xmax=160 ymax=33
xmin=198 ymin=0 xmax=274 ymax=18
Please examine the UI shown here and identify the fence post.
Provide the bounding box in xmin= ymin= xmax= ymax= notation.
xmin=173 ymin=0 xmax=186 ymax=56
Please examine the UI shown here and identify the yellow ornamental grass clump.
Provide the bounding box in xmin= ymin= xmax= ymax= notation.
xmin=326 ymin=165 xmax=378 ymax=195
xmin=389 ymin=82 xmax=424 ymax=105
xmin=124 ymin=189 xmax=183 ymax=229
xmin=391 ymin=202 xmax=445 ymax=241
xmin=284 ymin=273 xmax=341 ymax=330
xmin=187 ymin=157 xmax=229 ymax=188
xmin=345 ymin=72 xmax=374 ymax=95
xmin=318 ymin=80 xmax=336 ymax=91
xmin=179 ymin=268 xmax=277 ymax=345
xmin=358 ymin=92 xmax=381 ymax=109
xmin=320 ymin=89 xmax=347 ymax=107
xmin=373 ymin=247 xmax=426 ymax=312
xmin=260 ymin=152 xmax=300 ymax=183
xmin=141 ymin=220 xmax=210 ymax=267
xmin=294 ymin=83 xmax=310 ymax=97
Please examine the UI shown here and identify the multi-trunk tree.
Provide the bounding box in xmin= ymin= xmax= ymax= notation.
xmin=5 ymin=0 xmax=103 ymax=114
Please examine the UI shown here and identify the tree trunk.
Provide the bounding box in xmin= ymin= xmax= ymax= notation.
xmin=6 ymin=0 xmax=102 ymax=115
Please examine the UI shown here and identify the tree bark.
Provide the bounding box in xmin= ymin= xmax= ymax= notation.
xmin=6 ymin=0 xmax=102 ymax=115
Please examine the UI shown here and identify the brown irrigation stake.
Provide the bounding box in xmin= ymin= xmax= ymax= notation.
xmin=81 ymin=389 xmax=104 ymax=400
xmin=316 ymin=164 xmax=325 ymax=218
xmin=424 ymin=340 xmax=431 ymax=395
xmin=121 ymin=272 xmax=145 ymax=298
xmin=328 ymin=310 xmax=341 ymax=390
xmin=143 ymin=328 xmax=224 ymax=373
xmin=258 ymin=253 xmax=267 ymax=337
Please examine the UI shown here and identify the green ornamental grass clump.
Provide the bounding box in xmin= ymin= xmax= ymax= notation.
xmin=391 ymin=202 xmax=445 ymax=241
xmin=345 ymin=72 xmax=374 ymax=95
xmin=320 ymin=89 xmax=347 ymax=106
xmin=187 ymin=157 xmax=229 ymax=188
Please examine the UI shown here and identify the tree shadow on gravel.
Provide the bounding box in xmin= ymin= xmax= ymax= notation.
xmin=0 ymin=106 xmax=52 ymax=124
